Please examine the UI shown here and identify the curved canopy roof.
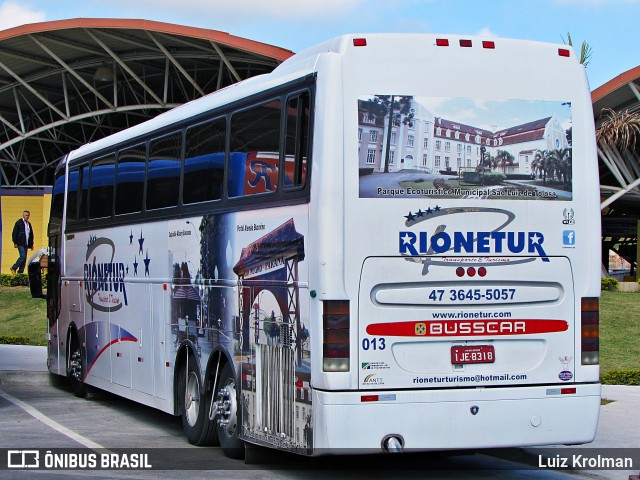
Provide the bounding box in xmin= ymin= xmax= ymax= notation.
xmin=0 ymin=18 xmax=293 ymax=186
xmin=592 ymin=66 xmax=640 ymax=270
xmin=591 ymin=65 xmax=640 ymax=211
xmin=592 ymin=65 xmax=640 ymax=116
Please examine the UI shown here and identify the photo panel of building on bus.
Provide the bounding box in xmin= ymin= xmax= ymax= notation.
xmin=358 ymin=95 xmax=572 ymax=201
xmin=169 ymin=211 xmax=312 ymax=453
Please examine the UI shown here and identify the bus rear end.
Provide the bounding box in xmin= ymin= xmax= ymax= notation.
xmin=310 ymin=34 xmax=600 ymax=452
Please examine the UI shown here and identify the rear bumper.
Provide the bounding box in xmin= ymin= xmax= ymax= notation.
xmin=312 ymin=383 xmax=600 ymax=454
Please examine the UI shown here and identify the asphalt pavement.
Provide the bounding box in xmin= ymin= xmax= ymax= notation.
xmin=0 ymin=344 xmax=638 ymax=479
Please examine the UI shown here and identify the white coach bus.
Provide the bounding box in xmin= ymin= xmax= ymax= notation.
xmin=40 ymin=33 xmax=601 ymax=458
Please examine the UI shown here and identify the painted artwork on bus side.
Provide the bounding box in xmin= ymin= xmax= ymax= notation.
xmin=358 ymin=95 xmax=573 ymax=201
xmin=168 ymin=210 xmax=312 ymax=454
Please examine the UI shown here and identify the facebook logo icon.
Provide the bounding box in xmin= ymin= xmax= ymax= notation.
xmin=563 ymin=230 xmax=576 ymax=246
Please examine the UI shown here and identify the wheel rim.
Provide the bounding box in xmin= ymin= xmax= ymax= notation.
xmin=216 ymin=378 xmax=238 ymax=438
xmin=68 ymin=346 xmax=82 ymax=381
xmin=185 ymin=371 xmax=200 ymax=427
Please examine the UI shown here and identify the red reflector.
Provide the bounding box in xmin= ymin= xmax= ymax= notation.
xmin=361 ymin=395 xmax=379 ymax=402
xmin=436 ymin=38 xmax=449 ymax=47
xmin=353 ymin=38 xmax=367 ymax=47
xmin=482 ymin=41 xmax=495 ymax=49
xmin=478 ymin=267 xmax=487 ymax=277
xmin=561 ymin=388 xmax=576 ymax=395
xmin=467 ymin=267 xmax=476 ymax=277
xmin=558 ymin=48 xmax=570 ymax=57
xmin=459 ymin=39 xmax=472 ymax=47
xmin=456 ymin=267 xmax=464 ymax=277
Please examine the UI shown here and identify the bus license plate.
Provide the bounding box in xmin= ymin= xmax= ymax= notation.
xmin=451 ymin=345 xmax=495 ymax=365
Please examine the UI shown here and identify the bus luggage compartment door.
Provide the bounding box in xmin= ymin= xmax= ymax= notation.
xmin=358 ymin=256 xmax=576 ymax=390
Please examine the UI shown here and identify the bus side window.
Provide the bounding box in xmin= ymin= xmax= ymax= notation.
xmin=66 ymin=168 xmax=79 ymax=222
xmin=116 ymin=144 xmax=145 ymax=215
xmin=51 ymin=169 xmax=65 ymax=225
xmin=228 ymin=100 xmax=281 ymax=198
xmin=79 ymin=165 xmax=88 ymax=222
xmin=147 ymin=132 xmax=181 ymax=210
xmin=89 ymin=156 xmax=115 ymax=219
xmin=284 ymin=92 xmax=310 ymax=189
xmin=184 ymin=118 xmax=225 ymax=204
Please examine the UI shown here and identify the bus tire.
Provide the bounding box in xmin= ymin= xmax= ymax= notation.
xmin=67 ymin=332 xmax=87 ymax=398
xmin=180 ymin=353 xmax=218 ymax=446
xmin=215 ymin=363 xmax=245 ymax=459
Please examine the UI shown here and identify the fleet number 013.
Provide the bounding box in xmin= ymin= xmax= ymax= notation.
xmin=429 ymin=288 xmax=516 ymax=302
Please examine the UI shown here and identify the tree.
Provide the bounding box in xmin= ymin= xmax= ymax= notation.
xmin=364 ymin=95 xmax=414 ymax=172
xmin=495 ymin=149 xmax=515 ymax=174
xmin=552 ymin=148 xmax=572 ymax=190
xmin=597 ymin=107 xmax=640 ymax=151
xmin=532 ymin=149 xmax=547 ymax=182
xmin=563 ymin=33 xmax=592 ymax=67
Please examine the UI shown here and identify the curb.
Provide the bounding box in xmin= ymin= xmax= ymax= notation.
xmin=0 ymin=370 xmax=51 ymax=386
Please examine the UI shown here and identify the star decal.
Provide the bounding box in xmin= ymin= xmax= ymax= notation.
xmin=138 ymin=230 xmax=145 ymax=254
xmin=133 ymin=257 xmax=139 ymax=276
xmin=144 ymin=250 xmax=151 ymax=276
xmin=129 ymin=231 xmax=134 ymax=245
xmin=403 ymin=205 xmax=442 ymax=224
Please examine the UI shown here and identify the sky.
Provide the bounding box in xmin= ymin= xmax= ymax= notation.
xmin=0 ymin=0 xmax=638 ymax=90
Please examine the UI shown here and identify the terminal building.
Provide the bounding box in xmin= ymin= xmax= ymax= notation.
xmin=0 ymin=18 xmax=292 ymax=273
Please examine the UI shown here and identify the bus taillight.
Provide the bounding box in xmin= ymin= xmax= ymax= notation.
xmin=581 ymin=297 xmax=599 ymax=365
xmin=323 ymin=300 xmax=350 ymax=372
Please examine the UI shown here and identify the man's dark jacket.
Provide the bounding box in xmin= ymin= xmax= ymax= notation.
xmin=12 ymin=218 xmax=34 ymax=249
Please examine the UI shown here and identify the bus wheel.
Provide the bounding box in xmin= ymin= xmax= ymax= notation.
xmin=67 ymin=334 xmax=87 ymax=398
xmin=180 ymin=354 xmax=218 ymax=446
xmin=214 ymin=363 xmax=245 ymax=459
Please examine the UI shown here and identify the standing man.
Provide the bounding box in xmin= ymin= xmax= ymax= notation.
xmin=10 ymin=210 xmax=34 ymax=274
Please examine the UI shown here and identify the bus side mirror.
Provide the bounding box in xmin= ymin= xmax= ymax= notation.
xmin=27 ymin=253 xmax=47 ymax=299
